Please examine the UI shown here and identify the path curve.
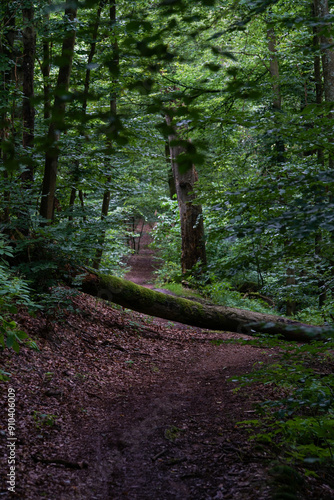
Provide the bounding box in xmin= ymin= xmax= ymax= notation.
xmin=81 ymin=221 xmax=275 ymax=499
xmin=125 ymin=223 xmax=175 ymax=296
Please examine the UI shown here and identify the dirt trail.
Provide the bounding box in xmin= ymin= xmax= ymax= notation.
xmin=125 ymin=224 xmax=176 ymax=296
xmin=82 ymin=342 xmax=274 ymax=500
xmin=2 ymin=225 xmax=324 ymax=499
xmin=125 ymin=224 xmax=157 ymax=288
xmin=85 ymin=223 xmax=273 ymax=499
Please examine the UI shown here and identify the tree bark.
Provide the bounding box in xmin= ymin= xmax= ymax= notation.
xmin=68 ymin=187 xmax=76 ymax=221
xmin=80 ymin=273 xmax=326 ymax=342
xmin=314 ymin=0 xmax=334 ymax=169
xmin=42 ymin=4 xmax=51 ymax=121
xmin=314 ymin=0 xmax=334 ymax=301
xmin=267 ymin=23 xmax=297 ymax=314
xmin=82 ymin=0 xmax=105 ymax=114
xmin=67 ymin=0 xmax=104 ymax=226
xmin=267 ymin=25 xmax=285 ymax=163
xmin=1 ymin=4 xmax=15 ymax=223
xmin=267 ymin=27 xmax=281 ymax=111
xmin=40 ymin=4 xmax=77 ymax=223
xmin=166 ymin=116 xmax=206 ymax=274
xmin=93 ymin=175 xmax=112 ymax=269
xmin=312 ymin=3 xmax=324 ymax=162
xmin=92 ymin=0 xmax=118 ymax=269
xmin=165 ymin=142 xmax=177 ymax=199
xmin=21 ymin=2 xmax=35 ymax=183
xmin=314 ymin=0 xmax=334 ymax=101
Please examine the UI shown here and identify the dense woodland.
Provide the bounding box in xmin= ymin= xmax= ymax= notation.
xmin=1 ymin=0 xmax=334 ymax=494
xmin=2 ymin=0 xmax=334 ymax=323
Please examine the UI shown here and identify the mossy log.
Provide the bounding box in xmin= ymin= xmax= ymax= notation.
xmin=81 ymin=273 xmax=329 ymax=342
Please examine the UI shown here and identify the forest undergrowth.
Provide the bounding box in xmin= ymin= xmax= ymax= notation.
xmin=0 ymin=292 xmax=334 ymax=499
xmin=0 ymin=226 xmax=334 ymax=499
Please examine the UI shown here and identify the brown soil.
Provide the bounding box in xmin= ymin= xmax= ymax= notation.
xmin=0 ymin=226 xmax=332 ymax=499
xmin=125 ymin=224 xmax=174 ymax=294
xmin=125 ymin=224 xmax=157 ymax=287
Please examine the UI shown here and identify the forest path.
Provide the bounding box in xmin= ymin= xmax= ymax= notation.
xmin=125 ymin=222 xmax=175 ymax=296
xmin=75 ymin=224 xmax=318 ymax=499
xmin=125 ymin=222 xmax=157 ymax=288
xmin=86 ymin=339 xmax=274 ymax=500
xmin=86 ymin=222 xmax=273 ymax=499
xmin=2 ymin=227 xmax=327 ymax=499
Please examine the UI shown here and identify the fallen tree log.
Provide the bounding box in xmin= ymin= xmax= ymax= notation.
xmin=81 ymin=273 xmax=332 ymax=342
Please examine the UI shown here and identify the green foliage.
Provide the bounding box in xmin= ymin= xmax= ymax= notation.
xmin=0 ymin=239 xmax=31 ymax=306
xmin=0 ymin=237 xmax=35 ymax=352
xmin=150 ymin=198 xmax=182 ymax=282
xmin=269 ymin=464 xmax=305 ymax=500
xmin=1 ymin=0 xmax=334 ymax=333
xmin=231 ymin=338 xmax=334 ymax=474
xmin=32 ymin=411 xmax=58 ymax=429
xmin=0 ymin=369 xmax=11 ymax=382
xmin=0 ymin=316 xmax=28 ymax=353
xmin=164 ymin=425 xmax=183 ymax=442
xmin=36 ymin=286 xmax=79 ymax=322
xmin=159 ymin=282 xmax=203 ymax=300
xmin=203 ymin=280 xmax=275 ymax=313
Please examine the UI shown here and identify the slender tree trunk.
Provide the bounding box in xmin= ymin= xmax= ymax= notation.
xmin=42 ymin=4 xmax=51 ymax=121
xmin=267 ymin=23 xmax=296 ymax=315
xmin=267 ymin=26 xmax=284 ymax=162
xmin=313 ymin=3 xmax=323 ymax=112
xmin=314 ymin=0 xmax=334 ymax=302
xmin=82 ymin=0 xmax=105 ymax=114
xmin=313 ymin=17 xmax=324 ymax=163
xmin=315 ymin=232 xmax=327 ymax=307
xmin=93 ymin=0 xmax=118 ymax=269
xmin=67 ymin=0 xmax=104 ymax=225
xmin=78 ymin=190 xmax=86 ymax=221
xmin=165 ymin=142 xmax=176 ymax=199
xmin=21 ymin=2 xmax=35 ymax=184
xmin=93 ymin=175 xmax=112 ymax=269
xmin=68 ymin=187 xmax=76 ymax=221
xmin=286 ymin=267 xmax=296 ymax=316
xmin=314 ymin=0 xmax=334 ymax=169
xmin=1 ymin=5 xmax=15 ymax=223
xmin=312 ymin=3 xmax=327 ymax=307
xmin=166 ymin=116 xmax=206 ymax=274
xmin=40 ymin=4 xmax=77 ymax=223
xmin=267 ymin=27 xmax=281 ymax=110
xmin=315 ymin=1 xmax=334 ymax=96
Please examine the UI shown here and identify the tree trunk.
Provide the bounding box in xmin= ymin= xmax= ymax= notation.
xmin=66 ymin=1 xmax=104 ymax=226
xmin=1 ymin=5 xmax=15 ymax=223
xmin=40 ymin=4 xmax=77 ymax=223
xmin=286 ymin=267 xmax=296 ymax=316
xmin=42 ymin=6 xmax=51 ymax=121
xmin=78 ymin=190 xmax=85 ymax=218
xmin=315 ymin=0 xmax=334 ymax=100
xmin=80 ymin=273 xmax=325 ymax=342
xmin=312 ymin=3 xmax=324 ymax=163
xmin=82 ymin=0 xmax=105 ymax=114
xmin=92 ymin=0 xmax=118 ymax=269
xmin=166 ymin=116 xmax=206 ymax=274
xmin=314 ymin=0 xmax=334 ymax=169
xmin=93 ymin=175 xmax=112 ymax=269
xmin=314 ymin=0 xmax=334 ymax=301
xmin=68 ymin=187 xmax=76 ymax=221
xmin=165 ymin=142 xmax=177 ymax=199
xmin=267 ymin=27 xmax=281 ymax=111
xmin=21 ymin=2 xmax=35 ymax=184
xmin=267 ymin=23 xmax=297 ymax=314
xmin=267 ymin=25 xmax=285 ymax=163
